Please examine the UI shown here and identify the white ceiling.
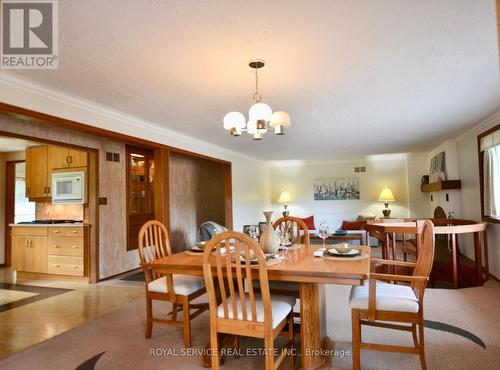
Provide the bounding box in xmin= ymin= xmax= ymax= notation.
xmin=4 ymin=0 xmax=500 ymax=160
xmin=0 ymin=136 xmax=39 ymax=152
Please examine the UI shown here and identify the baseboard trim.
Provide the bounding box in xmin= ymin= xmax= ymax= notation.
xmin=98 ymin=267 xmax=142 ymax=282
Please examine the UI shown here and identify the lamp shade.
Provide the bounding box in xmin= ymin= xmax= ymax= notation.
xmin=246 ymin=119 xmax=256 ymax=134
xmin=270 ymin=111 xmax=291 ymax=128
xmin=378 ymin=188 xmax=395 ymax=202
xmin=223 ymin=112 xmax=246 ymax=130
xmin=249 ymin=102 xmax=272 ymax=122
xmin=278 ymin=191 xmax=292 ymax=204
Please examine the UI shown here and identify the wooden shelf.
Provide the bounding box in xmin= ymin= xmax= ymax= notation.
xmin=421 ymin=180 xmax=461 ymax=193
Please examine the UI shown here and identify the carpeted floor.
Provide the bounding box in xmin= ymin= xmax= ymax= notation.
xmin=0 ymin=280 xmax=498 ymax=370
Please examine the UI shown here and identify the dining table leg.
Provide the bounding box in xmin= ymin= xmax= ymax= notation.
xmin=300 ymin=282 xmax=331 ymax=369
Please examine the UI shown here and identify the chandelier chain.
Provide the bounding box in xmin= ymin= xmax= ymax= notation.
xmin=253 ymin=67 xmax=262 ymax=102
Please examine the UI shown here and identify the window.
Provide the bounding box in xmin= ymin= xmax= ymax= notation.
xmin=479 ymin=124 xmax=500 ymax=222
xmin=14 ymin=162 xmax=35 ymax=223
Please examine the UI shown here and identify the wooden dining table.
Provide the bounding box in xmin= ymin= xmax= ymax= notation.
xmin=150 ymin=244 xmax=370 ymax=370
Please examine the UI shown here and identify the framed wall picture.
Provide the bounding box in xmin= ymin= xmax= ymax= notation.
xmin=313 ymin=177 xmax=360 ymax=200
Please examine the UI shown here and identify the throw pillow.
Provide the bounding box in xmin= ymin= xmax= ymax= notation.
xmin=341 ymin=220 xmax=365 ymax=230
xmin=300 ymin=215 xmax=316 ymax=230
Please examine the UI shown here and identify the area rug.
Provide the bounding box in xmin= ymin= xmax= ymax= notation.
xmin=0 ymin=281 xmax=498 ymax=370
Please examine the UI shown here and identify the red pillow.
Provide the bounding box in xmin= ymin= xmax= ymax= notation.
xmin=341 ymin=220 xmax=364 ymax=230
xmin=300 ymin=215 xmax=316 ymax=230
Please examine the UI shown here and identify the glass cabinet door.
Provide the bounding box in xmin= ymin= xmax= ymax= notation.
xmin=126 ymin=146 xmax=155 ymax=250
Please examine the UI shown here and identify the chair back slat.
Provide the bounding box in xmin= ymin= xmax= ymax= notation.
xmin=203 ymin=231 xmax=270 ymax=326
xmin=245 ymin=243 xmax=258 ymax=321
xmin=233 ymin=240 xmax=248 ymax=321
xmin=214 ymin=246 xmax=229 ymax=318
xmin=224 ymin=239 xmax=239 ymax=319
xmin=273 ymin=216 xmax=310 ymax=245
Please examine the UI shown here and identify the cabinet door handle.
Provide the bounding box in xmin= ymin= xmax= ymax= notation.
xmin=53 ymin=264 xmax=60 ymax=267
xmin=71 ymin=245 xmax=78 ymax=249
xmin=53 ymin=230 xmax=60 ymax=234
xmin=54 ymin=245 xmax=60 ymax=248
xmin=24 ymin=240 xmax=28 ymax=247
xmin=68 ymin=156 xmax=73 ymax=164
xmin=28 ymin=240 xmax=32 ymax=247
xmin=71 ymin=230 xmax=78 ymax=234
xmin=72 ymin=265 xmax=79 ymax=269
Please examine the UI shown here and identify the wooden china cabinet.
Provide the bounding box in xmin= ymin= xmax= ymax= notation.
xmin=126 ymin=145 xmax=155 ymax=250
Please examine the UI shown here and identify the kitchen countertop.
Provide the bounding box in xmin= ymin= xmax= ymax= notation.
xmin=9 ymin=223 xmax=89 ymax=227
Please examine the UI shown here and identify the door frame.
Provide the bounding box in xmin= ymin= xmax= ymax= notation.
xmin=3 ymin=160 xmax=24 ymax=267
xmin=0 ymin=129 xmax=100 ymax=283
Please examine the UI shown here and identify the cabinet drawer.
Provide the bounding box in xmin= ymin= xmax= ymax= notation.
xmin=11 ymin=227 xmax=48 ymax=236
xmin=48 ymin=237 xmax=84 ymax=256
xmin=49 ymin=227 xmax=84 ymax=237
xmin=48 ymin=256 xmax=84 ymax=276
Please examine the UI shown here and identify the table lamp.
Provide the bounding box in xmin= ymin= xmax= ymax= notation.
xmin=378 ymin=188 xmax=395 ymax=218
xmin=278 ymin=191 xmax=292 ymax=216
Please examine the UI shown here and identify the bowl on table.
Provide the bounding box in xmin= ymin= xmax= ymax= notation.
xmin=333 ymin=243 xmax=353 ymax=254
xmin=193 ymin=241 xmax=208 ymax=250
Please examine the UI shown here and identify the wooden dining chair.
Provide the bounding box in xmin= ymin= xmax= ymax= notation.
xmin=273 ymin=216 xmax=311 ymax=245
xmin=265 ymin=217 xmax=310 ymax=299
xmin=138 ymin=220 xmax=208 ymax=347
xmin=350 ymin=219 xmax=435 ymax=370
xmin=203 ymin=231 xmax=295 ymax=370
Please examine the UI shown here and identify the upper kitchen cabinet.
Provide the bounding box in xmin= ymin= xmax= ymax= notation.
xmin=26 ymin=145 xmax=50 ymax=199
xmin=26 ymin=144 xmax=88 ymax=201
xmin=49 ymin=145 xmax=88 ymax=169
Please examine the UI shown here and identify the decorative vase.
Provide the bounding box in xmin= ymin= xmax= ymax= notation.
xmin=259 ymin=211 xmax=280 ymax=254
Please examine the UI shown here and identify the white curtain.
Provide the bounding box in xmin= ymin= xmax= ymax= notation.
xmin=483 ymin=146 xmax=500 ymax=217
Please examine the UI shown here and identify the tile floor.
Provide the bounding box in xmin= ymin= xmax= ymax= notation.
xmin=0 ymin=268 xmax=144 ymax=358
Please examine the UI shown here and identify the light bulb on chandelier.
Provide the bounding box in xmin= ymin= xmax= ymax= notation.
xmin=222 ymin=60 xmax=291 ymax=139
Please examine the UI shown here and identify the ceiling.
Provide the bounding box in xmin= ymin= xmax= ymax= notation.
xmin=0 ymin=136 xmax=40 ymax=152
xmin=3 ymin=0 xmax=500 ymax=160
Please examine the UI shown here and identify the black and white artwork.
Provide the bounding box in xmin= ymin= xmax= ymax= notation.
xmin=313 ymin=177 xmax=360 ymax=200
xmin=429 ymin=151 xmax=446 ymax=182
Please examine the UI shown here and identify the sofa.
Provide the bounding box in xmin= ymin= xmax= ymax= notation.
xmin=299 ymin=213 xmax=378 ymax=246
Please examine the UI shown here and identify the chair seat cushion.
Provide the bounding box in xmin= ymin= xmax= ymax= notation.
xmin=349 ymin=281 xmax=419 ymax=313
xmin=217 ymin=293 xmax=295 ymax=328
xmin=148 ymin=275 xmax=204 ymax=296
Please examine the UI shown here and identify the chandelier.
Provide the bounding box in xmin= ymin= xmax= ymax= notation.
xmin=223 ymin=59 xmax=291 ymax=140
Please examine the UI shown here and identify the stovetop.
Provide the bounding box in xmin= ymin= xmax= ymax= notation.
xmin=18 ymin=220 xmax=83 ymax=225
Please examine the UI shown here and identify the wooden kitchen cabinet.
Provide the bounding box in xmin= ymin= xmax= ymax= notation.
xmin=11 ymin=233 xmax=48 ymax=274
xmin=26 ymin=146 xmax=51 ymax=199
xmin=49 ymin=145 xmax=88 ymax=169
xmin=26 ymin=144 xmax=88 ymax=201
xmin=11 ymin=226 xmax=86 ymax=277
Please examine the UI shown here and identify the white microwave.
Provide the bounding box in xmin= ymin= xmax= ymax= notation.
xmin=52 ymin=171 xmax=86 ymax=204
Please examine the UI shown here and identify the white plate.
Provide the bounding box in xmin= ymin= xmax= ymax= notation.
xmin=327 ymin=248 xmax=359 ymax=256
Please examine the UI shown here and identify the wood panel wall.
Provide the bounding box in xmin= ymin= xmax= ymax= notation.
xmin=169 ymin=151 xmax=226 ymax=252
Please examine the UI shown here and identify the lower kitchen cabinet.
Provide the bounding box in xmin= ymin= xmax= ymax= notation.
xmin=12 ymin=228 xmax=48 ymax=274
xmin=11 ymin=226 xmax=87 ymax=277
